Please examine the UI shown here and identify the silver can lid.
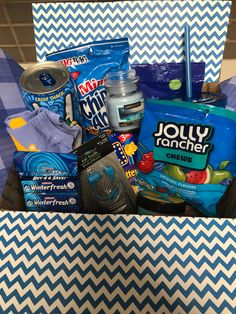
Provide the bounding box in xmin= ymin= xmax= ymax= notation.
xmin=20 ymin=61 xmax=70 ymax=94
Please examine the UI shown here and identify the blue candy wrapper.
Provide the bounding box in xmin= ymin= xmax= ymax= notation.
xmin=137 ymin=99 xmax=236 ymax=216
xmin=108 ymin=132 xmax=138 ymax=192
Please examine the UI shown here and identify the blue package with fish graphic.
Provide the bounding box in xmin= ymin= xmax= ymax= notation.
xmin=14 ymin=151 xmax=80 ymax=212
xmin=14 ymin=151 xmax=78 ymax=177
xmin=46 ymin=38 xmax=129 ymax=141
xmin=137 ymin=99 xmax=236 ymax=217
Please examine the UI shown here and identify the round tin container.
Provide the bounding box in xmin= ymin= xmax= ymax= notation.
xmin=192 ymin=92 xmax=227 ymax=108
xmin=137 ymin=190 xmax=186 ymax=216
xmin=20 ymin=61 xmax=80 ymax=125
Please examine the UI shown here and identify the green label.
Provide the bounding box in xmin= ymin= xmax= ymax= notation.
xmin=169 ymin=79 xmax=182 ymax=91
xmin=154 ymin=148 xmax=208 ymax=169
xmin=153 ymin=122 xmax=213 ymax=169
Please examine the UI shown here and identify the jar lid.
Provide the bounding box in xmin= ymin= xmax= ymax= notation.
xmin=105 ymin=69 xmax=140 ymax=94
xmin=137 ymin=190 xmax=186 ymax=215
xmin=191 ymin=92 xmax=227 ymax=108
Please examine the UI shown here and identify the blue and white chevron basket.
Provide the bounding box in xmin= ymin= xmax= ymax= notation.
xmin=32 ymin=1 xmax=232 ymax=82
xmin=1 ymin=2 xmax=235 ymax=312
xmin=0 ymin=211 xmax=236 ymax=313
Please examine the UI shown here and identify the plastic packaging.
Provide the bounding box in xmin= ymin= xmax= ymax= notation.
xmin=13 ymin=151 xmax=80 ymax=212
xmin=137 ymin=99 xmax=236 ymax=216
xmin=132 ymin=62 xmax=205 ymax=100
xmin=74 ymin=132 xmax=137 ymax=214
xmin=47 ymin=38 xmax=129 ymax=141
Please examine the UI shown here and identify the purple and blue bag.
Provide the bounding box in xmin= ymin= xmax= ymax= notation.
xmin=132 ymin=62 xmax=205 ymax=100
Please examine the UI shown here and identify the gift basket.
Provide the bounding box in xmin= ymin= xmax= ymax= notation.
xmin=1 ymin=1 xmax=236 ymax=313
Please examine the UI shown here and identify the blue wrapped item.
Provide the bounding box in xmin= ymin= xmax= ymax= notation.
xmin=137 ymin=99 xmax=236 ymax=216
xmin=13 ymin=151 xmax=80 ymax=212
xmin=47 ymin=38 xmax=129 ymax=141
xmin=132 ymin=62 xmax=205 ymax=100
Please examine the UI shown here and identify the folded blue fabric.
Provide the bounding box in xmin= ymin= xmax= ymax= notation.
xmin=5 ymin=108 xmax=81 ymax=153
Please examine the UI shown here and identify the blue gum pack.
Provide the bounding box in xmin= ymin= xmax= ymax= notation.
xmin=47 ymin=38 xmax=129 ymax=142
xmin=137 ymin=99 xmax=236 ymax=216
xmin=24 ymin=193 xmax=79 ymax=212
xmin=14 ymin=151 xmax=80 ymax=212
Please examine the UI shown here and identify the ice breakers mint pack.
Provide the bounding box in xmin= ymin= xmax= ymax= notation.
xmin=137 ymin=99 xmax=236 ymax=216
xmin=47 ymin=38 xmax=129 ymax=141
xmin=14 ymin=151 xmax=80 ymax=212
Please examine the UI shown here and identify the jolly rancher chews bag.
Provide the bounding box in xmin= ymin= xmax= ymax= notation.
xmin=47 ymin=38 xmax=129 ymax=141
xmin=137 ymin=99 xmax=236 ymax=216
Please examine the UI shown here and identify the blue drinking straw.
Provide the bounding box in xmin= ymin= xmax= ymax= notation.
xmin=185 ymin=24 xmax=192 ymax=101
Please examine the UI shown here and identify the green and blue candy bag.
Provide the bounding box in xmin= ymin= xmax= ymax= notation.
xmin=137 ymin=99 xmax=236 ymax=216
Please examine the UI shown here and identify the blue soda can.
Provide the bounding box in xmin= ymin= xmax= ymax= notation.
xmin=20 ymin=61 xmax=81 ymax=126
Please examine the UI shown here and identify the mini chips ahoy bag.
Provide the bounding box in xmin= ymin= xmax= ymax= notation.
xmin=137 ymin=99 xmax=236 ymax=216
xmin=47 ymin=38 xmax=129 ymax=141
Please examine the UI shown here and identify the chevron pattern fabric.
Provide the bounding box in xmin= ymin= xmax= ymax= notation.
xmin=0 ymin=211 xmax=236 ymax=313
xmin=32 ymin=1 xmax=231 ymax=82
